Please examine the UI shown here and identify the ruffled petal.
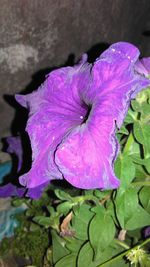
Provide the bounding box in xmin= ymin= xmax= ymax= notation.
xmin=26 ymin=182 xmax=49 ymax=199
xmin=55 ymin=118 xmax=119 ymax=189
xmin=55 ymin=42 xmax=150 ymax=189
xmin=16 ymin=61 xmax=91 ymax=188
xmin=135 ymin=57 xmax=150 ymax=77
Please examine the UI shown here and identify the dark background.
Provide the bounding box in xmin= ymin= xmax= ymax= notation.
xmin=0 ymin=0 xmax=150 ymax=141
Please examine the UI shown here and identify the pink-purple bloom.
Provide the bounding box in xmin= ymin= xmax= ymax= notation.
xmin=1 ymin=42 xmax=150 ymax=198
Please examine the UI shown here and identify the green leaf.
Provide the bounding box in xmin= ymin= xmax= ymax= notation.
xmin=124 ymin=108 xmax=137 ymax=123
xmin=133 ymin=121 xmax=150 ymax=173
xmin=94 ymin=189 xmax=111 ymax=200
xmin=95 ymin=241 xmax=127 ymax=267
xmin=89 ymin=206 xmax=115 ymax=260
xmin=34 ymin=211 xmax=61 ymax=231
xmin=131 ymin=155 xmax=150 ymax=166
xmin=51 ymin=230 xmax=69 ymax=264
xmin=115 ymin=193 xmax=125 ymax=229
xmin=114 ymin=154 xmax=135 ymax=191
xmin=125 ymin=206 xmax=150 ymax=230
xmin=84 ymin=189 xmax=94 ymax=196
xmin=33 ymin=216 xmax=51 ymax=228
xmin=115 ymin=188 xmax=138 ymax=229
xmin=106 ymin=202 xmax=118 ymax=226
xmin=134 ymin=121 xmax=150 ymax=152
xmin=54 ymin=189 xmax=73 ymax=201
xmin=128 ymin=140 xmax=141 ymax=155
xmin=131 ymin=99 xmax=141 ymax=111
xmin=66 ymin=238 xmax=84 ymax=253
xmin=57 ymin=201 xmax=74 ymax=215
xmin=145 ymin=163 xmax=150 ymax=174
xmin=135 ymin=88 xmax=150 ymax=105
xmin=77 ymin=242 xmax=96 ymax=267
xmin=49 ymin=213 xmax=61 ymax=231
xmin=47 ymin=206 xmax=55 ymax=215
xmin=140 ymin=102 xmax=150 ymax=117
xmin=12 ymin=198 xmax=26 ymax=207
xmin=135 ymin=165 xmax=148 ymax=180
xmin=54 ymin=237 xmax=84 ymax=266
xmin=139 ymin=187 xmax=150 ymax=213
xmin=71 ymin=203 xmax=94 ymax=240
xmin=117 ymin=125 xmax=129 ymax=135
xmin=132 ymin=95 xmax=150 ymax=119
xmin=79 ymin=241 xmax=127 ymax=267
xmin=54 ymin=253 xmax=77 ymax=267
xmin=124 ymin=188 xmax=139 ymax=225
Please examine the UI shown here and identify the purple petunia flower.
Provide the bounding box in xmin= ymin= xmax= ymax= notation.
xmin=1 ymin=42 xmax=150 ymax=199
xmin=13 ymin=42 xmax=150 ymax=193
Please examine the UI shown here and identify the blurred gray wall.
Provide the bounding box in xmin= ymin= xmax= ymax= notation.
xmin=0 ymin=0 xmax=150 ymax=140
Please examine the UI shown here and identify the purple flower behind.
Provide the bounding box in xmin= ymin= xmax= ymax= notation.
xmin=0 ymin=183 xmax=25 ymax=198
xmin=6 ymin=136 xmax=23 ymax=172
xmin=0 ymin=136 xmax=48 ymax=199
xmin=0 ymin=136 xmax=24 ymax=198
xmin=14 ymin=42 xmax=150 ymax=193
xmin=144 ymin=226 xmax=150 ymax=238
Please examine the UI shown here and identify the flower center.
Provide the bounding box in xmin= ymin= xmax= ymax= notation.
xmin=81 ymin=104 xmax=92 ymax=124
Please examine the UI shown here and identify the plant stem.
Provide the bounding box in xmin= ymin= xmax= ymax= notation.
xmin=114 ymin=238 xmax=130 ymax=249
xmin=96 ymin=237 xmax=150 ymax=267
xmin=139 ymin=237 xmax=150 ymax=248
xmin=96 ymin=249 xmax=128 ymax=267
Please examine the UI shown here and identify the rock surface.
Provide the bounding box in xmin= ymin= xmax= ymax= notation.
xmin=0 ymin=0 xmax=150 ymax=141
